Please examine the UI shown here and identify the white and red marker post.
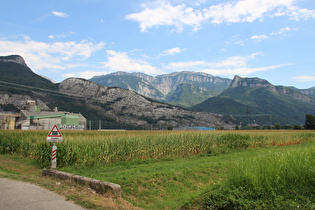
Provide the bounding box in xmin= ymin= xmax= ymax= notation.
xmin=51 ymin=145 xmax=57 ymax=169
xmin=47 ymin=125 xmax=63 ymax=170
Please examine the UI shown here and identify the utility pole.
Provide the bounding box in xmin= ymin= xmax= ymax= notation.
xmin=246 ymin=109 xmax=250 ymax=128
xmin=270 ymin=114 xmax=272 ymax=129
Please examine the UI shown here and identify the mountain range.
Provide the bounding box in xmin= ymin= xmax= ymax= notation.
xmin=1 ymin=54 xmax=314 ymax=127
xmin=90 ymin=71 xmax=231 ymax=108
xmin=192 ymin=75 xmax=315 ymax=126
xmin=0 ymin=55 xmax=234 ymax=130
xmin=90 ymin=70 xmax=315 ymax=126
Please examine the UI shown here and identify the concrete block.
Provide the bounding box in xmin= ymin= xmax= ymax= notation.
xmin=42 ymin=169 xmax=121 ymax=197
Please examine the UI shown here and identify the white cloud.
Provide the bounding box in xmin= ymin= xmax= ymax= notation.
xmin=250 ymin=27 xmax=297 ymax=42
xmin=166 ymin=52 xmax=291 ymax=76
xmin=166 ymin=61 xmax=206 ymax=69
xmin=294 ymin=75 xmax=315 ymax=82
xmin=200 ymin=63 xmax=291 ymax=76
xmin=126 ymin=1 xmax=204 ymax=32
xmin=62 ymin=71 xmax=107 ymax=80
xmin=52 ymin=11 xmax=69 ymax=18
xmin=251 ymin=34 xmax=269 ymax=41
xmin=0 ymin=36 xmax=106 ymax=72
xmin=102 ymin=50 xmax=160 ymax=75
xmin=167 ymin=52 xmax=262 ymax=69
xmin=48 ymin=32 xmax=75 ymax=39
xmin=269 ymin=26 xmax=292 ymax=36
xmin=161 ymin=47 xmax=185 ymax=56
xmin=61 ymin=73 xmax=76 ymax=78
xmin=203 ymin=0 xmax=295 ymax=24
xmin=127 ymin=0 xmax=315 ymax=32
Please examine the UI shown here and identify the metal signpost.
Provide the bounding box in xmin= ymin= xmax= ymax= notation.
xmin=46 ymin=125 xmax=63 ymax=170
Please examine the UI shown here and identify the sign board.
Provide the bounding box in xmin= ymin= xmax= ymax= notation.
xmin=46 ymin=125 xmax=63 ymax=142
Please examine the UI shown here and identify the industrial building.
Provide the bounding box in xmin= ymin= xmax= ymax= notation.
xmin=1 ymin=100 xmax=86 ymax=130
xmin=0 ymin=113 xmax=19 ymax=130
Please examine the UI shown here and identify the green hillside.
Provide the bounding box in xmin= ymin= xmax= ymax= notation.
xmin=166 ymin=83 xmax=215 ymax=107
xmin=192 ymin=86 xmax=315 ymax=126
xmin=0 ymin=55 xmax=58 ymax=91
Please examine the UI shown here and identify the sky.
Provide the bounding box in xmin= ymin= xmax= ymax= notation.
xmin=0 ymin=0 xmax=314 ymax=89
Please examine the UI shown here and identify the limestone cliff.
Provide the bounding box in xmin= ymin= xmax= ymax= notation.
xmin=0 ymin=55 xmax=27 ymax=67
xmin=90 ymin=71 xmax=231 ymax=107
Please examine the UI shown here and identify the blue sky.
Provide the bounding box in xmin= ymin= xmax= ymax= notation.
xmin=0 ymin=0 xmax=314 ymax=89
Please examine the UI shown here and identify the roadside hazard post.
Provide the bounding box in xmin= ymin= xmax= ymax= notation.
xmin=46 ymin=125 xmax=63 ymax=170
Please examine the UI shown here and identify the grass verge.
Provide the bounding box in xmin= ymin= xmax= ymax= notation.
xmin=0 ymin=154 xmax=140 ymax=209
xmin=183 ymin=140 xmax=315 ymax=209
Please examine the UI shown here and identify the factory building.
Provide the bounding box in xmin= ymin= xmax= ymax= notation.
xmin=15 ymin=100 xmax=86 ymax=130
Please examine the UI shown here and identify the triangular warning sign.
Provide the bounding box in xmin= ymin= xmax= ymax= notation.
xmin=48 ymin=125 xmax=62 ymax=137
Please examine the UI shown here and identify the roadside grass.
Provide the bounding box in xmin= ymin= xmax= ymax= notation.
xmin=61 ymin=153 xmax=228 ymax=209
xmin=0 ymin=154 xmax=140 ymax=209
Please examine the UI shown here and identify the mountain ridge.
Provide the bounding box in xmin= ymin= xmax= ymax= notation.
xmin=192 ymin=75 xmax=315 ymax=125
xmin=90 ymin=71 xmax=232 ymax=107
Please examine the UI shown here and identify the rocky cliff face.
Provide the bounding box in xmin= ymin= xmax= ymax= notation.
xmin=230 ymin=75 xmax=277 ymax=92
xmin=299 ymin=87 xmax=315 ymax=98
xmin=90 ymin=71 xmax=231 ymax=107
xmin=0 ymin=92 xmax=51 ymax=111
xmin=59 ymin=78 xmax=234 ymax=129
xmin=0 ymin=55 xmax=27 ymax=67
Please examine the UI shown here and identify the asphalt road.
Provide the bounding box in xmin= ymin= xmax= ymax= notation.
xmin=0 ymin=178 xmax=85 ymax=210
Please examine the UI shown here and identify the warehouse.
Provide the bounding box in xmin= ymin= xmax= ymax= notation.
xmin=16 ymin=100 xmax=86 ymax=130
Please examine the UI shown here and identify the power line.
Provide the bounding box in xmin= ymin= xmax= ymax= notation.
xmin=0 ymin=80 xmax=60 ymax=94
xmin=0 ymin=80 xmax=90 ymax=101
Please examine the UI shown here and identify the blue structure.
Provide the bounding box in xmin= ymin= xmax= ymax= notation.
xmin=195 ymin=127 xmax=215 ymax=131
xmin=174 ymin=127 xmax=215 ymax=131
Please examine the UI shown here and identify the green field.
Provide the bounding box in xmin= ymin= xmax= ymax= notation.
xmin=0 ymin=130 xmax=314 ymax=209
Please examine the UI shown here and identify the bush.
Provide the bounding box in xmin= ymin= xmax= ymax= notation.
xmin=293 ymin=124 xmax=302 ymax=130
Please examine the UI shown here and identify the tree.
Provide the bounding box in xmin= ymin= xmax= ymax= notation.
xmin=274 ymin=123 xmax=281 ymax=130
xmin=304 ymin=114 xmax=315 ymax=130
xmin=293 ymin=124 xmax=302 ymax=130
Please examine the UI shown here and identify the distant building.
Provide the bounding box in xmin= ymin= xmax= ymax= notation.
xmin=15 ymin=100 xmax=86 ymax=130
xmin=174 ymin=127 xmax=215 ymax=131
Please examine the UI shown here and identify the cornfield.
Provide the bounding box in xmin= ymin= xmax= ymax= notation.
xmin=0 ymin=130 xmax=314 ymax=168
